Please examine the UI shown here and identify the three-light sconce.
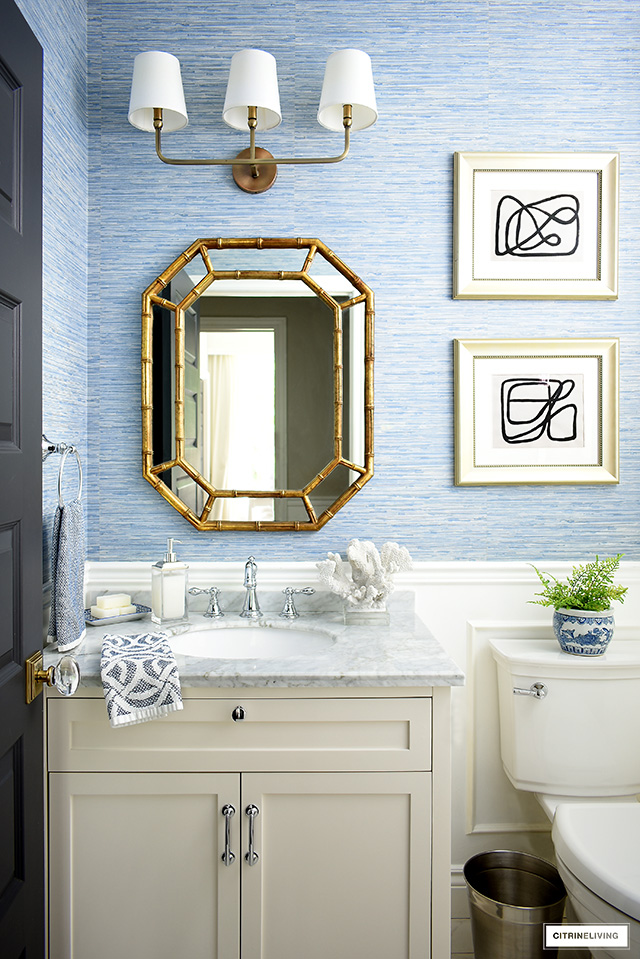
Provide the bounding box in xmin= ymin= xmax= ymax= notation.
xmin=128 ymin=48 xmax=377 ymax=193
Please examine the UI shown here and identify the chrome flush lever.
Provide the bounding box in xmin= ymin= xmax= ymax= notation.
xmin=513 ymin=682 xmax=548 ymax=700
xmin=245 ymin=804 xmax=259 ymax=865
xmin=221 ymin=804 xmax=236 ymax=865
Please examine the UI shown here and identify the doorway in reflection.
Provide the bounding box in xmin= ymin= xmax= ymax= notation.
xmin=200 ymin=320 xmax=285 ymax=522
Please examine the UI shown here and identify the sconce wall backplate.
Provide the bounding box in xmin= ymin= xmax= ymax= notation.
xmin=232 ymin=148 xmax=278 ymax=193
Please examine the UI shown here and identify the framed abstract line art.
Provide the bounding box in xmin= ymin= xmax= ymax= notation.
xmin=454 ymin=338 xmax=619 ymax=485
xmin=453 ymin=152 xmax=619 ymax=299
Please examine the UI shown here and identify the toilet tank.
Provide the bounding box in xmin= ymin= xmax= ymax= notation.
xmin=490 ymin=639 xmax=640 ymax=797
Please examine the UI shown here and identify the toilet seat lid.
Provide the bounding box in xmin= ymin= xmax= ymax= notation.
xmin=552 ymin=803 xmax=640 ymax=922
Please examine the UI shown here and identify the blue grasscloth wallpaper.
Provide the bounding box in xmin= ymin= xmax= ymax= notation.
xmin=19 ymin=0 xmax=640 ymax=564
xmin=15 ymin=0 xmax=89 ymax=574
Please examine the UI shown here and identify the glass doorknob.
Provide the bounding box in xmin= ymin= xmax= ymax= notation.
xmin=25 ymin=650 xmax=80 ymax=704
xmin=51 ymin=656 xmax=80 ymax=696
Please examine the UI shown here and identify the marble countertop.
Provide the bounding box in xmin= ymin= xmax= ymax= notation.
xmin=43 ymin=599 xmax=464 ymax=690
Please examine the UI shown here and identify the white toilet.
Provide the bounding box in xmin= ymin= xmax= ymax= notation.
xmin=490 ymin=638 xmax=640 ymax=959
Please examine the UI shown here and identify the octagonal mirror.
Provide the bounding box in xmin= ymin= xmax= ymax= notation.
xmin=142 ymin=238 xmax=374 ymax=530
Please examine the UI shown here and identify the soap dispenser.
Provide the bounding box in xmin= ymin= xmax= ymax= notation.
xmin=151 ymin=538 xmax=189 ymax=626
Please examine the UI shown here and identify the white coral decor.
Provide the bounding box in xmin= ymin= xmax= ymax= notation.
xmin=316 ymin=539 xmax=412 ymax=609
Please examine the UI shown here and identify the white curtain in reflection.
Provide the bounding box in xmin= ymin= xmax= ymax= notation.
xmin=205 ymin=352 xmax=274 ymax=522
xmin=206 ymin=354 xmax=236 ymax=521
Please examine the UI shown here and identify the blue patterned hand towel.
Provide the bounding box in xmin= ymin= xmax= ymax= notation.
xmin=101 ymin=633 xmax=183 ymax=728
xmin=47 ymin=500 xmax=86 ymax=651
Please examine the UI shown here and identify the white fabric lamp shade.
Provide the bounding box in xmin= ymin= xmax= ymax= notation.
xmin=317 ymin=49 xmax=377 ymax=132
xmin=128 ymin=51 xmax=188 ymax=132
xmin=223 ymin=49 xmax=282 ymax=131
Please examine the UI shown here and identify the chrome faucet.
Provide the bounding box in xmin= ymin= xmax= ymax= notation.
xmin=240 ymin=556 xmax=262 ymax=619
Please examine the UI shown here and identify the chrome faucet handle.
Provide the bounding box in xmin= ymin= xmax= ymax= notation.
xmin=280 ymin=587 xmax=315 ymax=619
xmin=189 ymin=586 xmax=224 ymax=618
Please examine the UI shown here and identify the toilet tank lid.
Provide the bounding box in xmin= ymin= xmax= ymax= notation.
xmin=490 ymin=639 xmax=640 ymax=679
xmin=552 ymin=802 xmax=640 ymax=922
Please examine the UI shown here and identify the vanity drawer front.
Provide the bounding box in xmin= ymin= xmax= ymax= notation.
xmin=47 ymin=696 xmax=432 ymax=772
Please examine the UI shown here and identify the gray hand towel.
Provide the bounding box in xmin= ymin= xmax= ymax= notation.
xmin=100 ymin=633 xmax=183 ymax=728
xmin=47 ymin=500 xmax=86 ymax=651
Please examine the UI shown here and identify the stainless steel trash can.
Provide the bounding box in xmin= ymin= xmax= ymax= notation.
xmin=463 ymin=850 xmax=567 ymax=959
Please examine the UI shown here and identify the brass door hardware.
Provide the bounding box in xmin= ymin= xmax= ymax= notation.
xmin=25 ymin=650 xmax=80 ymax=705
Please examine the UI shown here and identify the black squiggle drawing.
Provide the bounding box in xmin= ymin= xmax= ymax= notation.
xmin=495 ymin=194 xmax=580 ymax=257
xmin=500 ymin=378 xmax=578 ymax=444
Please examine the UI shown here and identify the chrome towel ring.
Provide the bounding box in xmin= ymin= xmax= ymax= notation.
xmin=42 ymin=434 xmax=83 ymax=507
xmin=57 ymin=446 xmax=82 ymax=507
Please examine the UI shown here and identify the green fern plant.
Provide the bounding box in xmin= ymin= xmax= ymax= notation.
xmin=530 ymin=554 xmax=628 ymax=612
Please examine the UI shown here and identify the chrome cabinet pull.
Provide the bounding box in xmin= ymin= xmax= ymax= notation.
xmin=245 ymin=804 xmax=259 ymax=865
xmin=221 ymin=804 xmax=236 ymax=865
xmin=232 ymin=705 xmax=246 ymax=722
xmin=513 ymin=682 xmax=548 ymax=700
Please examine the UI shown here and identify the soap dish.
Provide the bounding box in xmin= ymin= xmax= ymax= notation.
xmin=84 ymin=604 xmax=151 ymax=627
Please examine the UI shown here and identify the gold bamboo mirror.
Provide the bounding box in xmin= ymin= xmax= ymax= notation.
xmin=141 ymin=238 xmax=374 ymax=530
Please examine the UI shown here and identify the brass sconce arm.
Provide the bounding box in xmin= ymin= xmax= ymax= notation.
xmin=153 ymin=105 xmax=353 ymax=193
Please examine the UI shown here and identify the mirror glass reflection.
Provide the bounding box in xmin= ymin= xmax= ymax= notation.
xmin=144 ymin=239 xmax=373 ymax=530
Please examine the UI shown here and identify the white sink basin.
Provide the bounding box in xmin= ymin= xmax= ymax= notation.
xmin=169 ymin=624 xmax=335 ymax=660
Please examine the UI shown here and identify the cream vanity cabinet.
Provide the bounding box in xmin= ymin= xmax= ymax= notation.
xmin=46 ymin=687 xmax=451 ymax=959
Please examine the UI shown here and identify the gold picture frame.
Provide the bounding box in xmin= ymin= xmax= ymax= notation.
xmin=453 ymin=152 xmax=619 ymax=299
xmin=454 ymin=338 xmax=619 ymax=485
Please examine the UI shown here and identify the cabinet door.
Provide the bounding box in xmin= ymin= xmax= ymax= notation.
xmin=240 ymin=772 xmax=431 ymax=959
xmin=48 ymin=772 xmax=240 ymax=959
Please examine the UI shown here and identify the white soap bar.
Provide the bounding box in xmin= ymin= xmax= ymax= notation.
xmin=90 ymin=605 xmax=116 ymax=619
xmin=96 ymin=593 xmax=131 ymax=610
xmin=90 ymin=603 xmax=137 ymax=620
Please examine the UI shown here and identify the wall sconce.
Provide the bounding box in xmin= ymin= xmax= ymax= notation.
xmin=128 ymin=48 xmax=377 ymax=193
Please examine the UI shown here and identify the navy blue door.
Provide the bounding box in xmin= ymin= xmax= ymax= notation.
xmin=0 ymin=1 xmax=44 ymax=956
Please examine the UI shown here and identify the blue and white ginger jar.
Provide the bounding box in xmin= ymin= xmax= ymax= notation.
xmin=552 ymin=608 xmax=614 ymax=656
